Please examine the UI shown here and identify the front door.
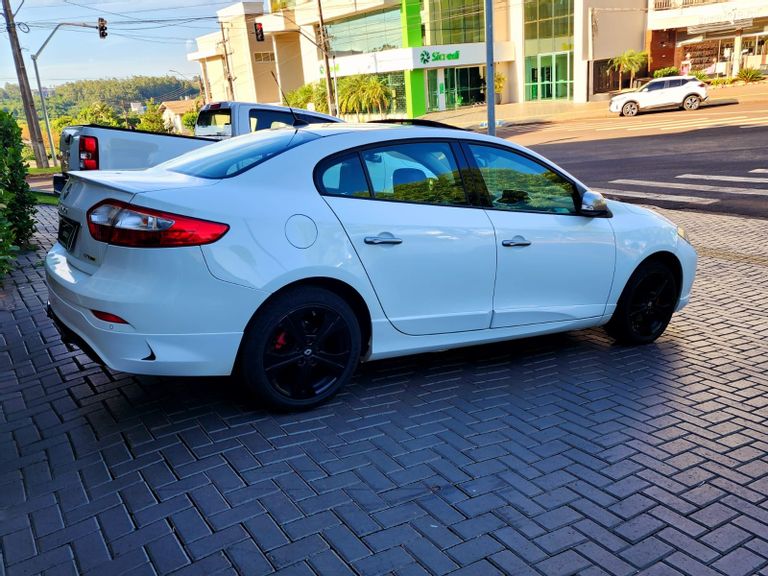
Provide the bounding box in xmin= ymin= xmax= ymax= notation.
xmin=318 ymin=142 xmax=496 ymax=336
xmin=462 ymin=142 xmax=615 ymax=327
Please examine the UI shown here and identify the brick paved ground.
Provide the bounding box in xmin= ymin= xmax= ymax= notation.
xmin=1 ymin=205 xmax=767 ymax=576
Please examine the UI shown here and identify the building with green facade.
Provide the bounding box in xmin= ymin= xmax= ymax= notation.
xmin=191 ymin=0 xmax=648 ymax=115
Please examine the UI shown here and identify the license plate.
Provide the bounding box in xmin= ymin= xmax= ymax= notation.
xmin=58 ymin=215 xmax=80 ymax=252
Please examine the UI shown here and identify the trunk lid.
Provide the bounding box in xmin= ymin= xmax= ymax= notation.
xmin=57 ymin=170 xmax=219 ymax=273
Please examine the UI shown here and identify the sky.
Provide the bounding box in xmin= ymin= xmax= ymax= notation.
xmin=0 ymin=0 xmax=246 ymax=87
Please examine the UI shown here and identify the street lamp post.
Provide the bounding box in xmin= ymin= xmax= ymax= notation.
xmin=32 ymin=22 xmax=99 ymax=167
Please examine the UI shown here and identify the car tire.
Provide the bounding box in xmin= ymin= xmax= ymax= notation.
xmin=605 ymin=260 xmax=679 ymax=345
xmin=240 ymin=286 xmax=361 ymax=410
xmin=682 ymin=95 xmax=701 ymax=111
xmin=621 ymin=101 xmax=639 ymax=117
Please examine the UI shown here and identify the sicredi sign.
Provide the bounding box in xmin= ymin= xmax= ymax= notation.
xmin=326 ymin=42 xmax=515 ymax=77
xmin=419 ymin=50 xmax=461 ymax=65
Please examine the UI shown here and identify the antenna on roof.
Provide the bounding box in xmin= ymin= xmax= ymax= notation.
xmin=270 ymin=71 xmax=307 ymax=128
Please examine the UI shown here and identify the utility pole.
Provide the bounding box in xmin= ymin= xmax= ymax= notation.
xmin=316 ymin=0 xmax=337 ymax=116
xmin=2 ymin=0 xmax=49 ymax=167
xmin=219 ymin=22 xmax=235 ymax=100
xmin=484 ymin=0 xmax=496 ymax=136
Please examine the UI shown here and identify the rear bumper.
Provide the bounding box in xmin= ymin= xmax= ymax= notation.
xmin=47 ymin=286 xmax=244 ymax=376
xmin=45 ymin=242 xmax=269 ymax=377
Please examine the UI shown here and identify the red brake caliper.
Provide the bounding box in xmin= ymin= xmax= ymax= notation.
xmin=273 ymin=331 xmax=288 ymax=351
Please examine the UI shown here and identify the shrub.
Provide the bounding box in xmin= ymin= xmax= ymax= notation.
xmin=312 ymin=82 xmax=329 ymax=114
xmin=0 ymin=205 xmax=19 ymax=282
xmin=653 ymin=67 xmax=679 ymax=78
xmin=285 ymin=83 xmax=314 ymax=109
xmin=737 ymin=68 xmax=764 ymax=83
xmin=690 ymin=69 xmax=709 ymax=82
xmin=0 ymin=110 xmax=36 ymax=249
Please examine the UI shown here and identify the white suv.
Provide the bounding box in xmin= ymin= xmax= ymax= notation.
xmin=609 ymin=76 xmax=709 ymax=117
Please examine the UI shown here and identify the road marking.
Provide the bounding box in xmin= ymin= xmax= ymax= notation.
xmin=610 ymin=179 xmax=768 ymax=197
xmin=676 ymin=173 xmax=768 ymax=184
xmin=592 ymin=187 xmax=718 ymax=204
xmin=750 ymin=169 xmax=768 ymax=173
xmin=657 ymin=116 xmax=751 ymax=131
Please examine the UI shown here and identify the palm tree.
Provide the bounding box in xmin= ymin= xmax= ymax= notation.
xmin=337 ymin=75 xmax=366 ymax=120
xmin=610 ymin=49 xmax=648 ymax=90
xmin=361 ymin=76 xmax=390 ymax=117
xmin=626 ymin=50 xmax=648 ymax=87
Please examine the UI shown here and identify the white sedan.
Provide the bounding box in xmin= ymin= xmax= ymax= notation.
xmin=609 ymin=75 xmax=709 ymax=117
xmin=46 ymin=124 xmax=697 ymax=410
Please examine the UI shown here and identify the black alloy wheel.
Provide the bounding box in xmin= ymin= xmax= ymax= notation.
xmin=606 ymin=260 xmax=679 ymax=344
xmin=241 ymin=287 xmax=361 ymax=410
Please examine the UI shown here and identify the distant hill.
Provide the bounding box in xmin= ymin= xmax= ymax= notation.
xmin=0 ymin=75 xmax=200 ymax=121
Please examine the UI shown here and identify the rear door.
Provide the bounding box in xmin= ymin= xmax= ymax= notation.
xmin=661 ymin=78 xmax=684 ymax=106
xmin=318 ymin=141 xmax=497 ymax=336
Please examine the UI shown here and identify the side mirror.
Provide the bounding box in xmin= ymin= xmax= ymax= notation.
xmin=580 ymin=190 xmax=611 ymax=217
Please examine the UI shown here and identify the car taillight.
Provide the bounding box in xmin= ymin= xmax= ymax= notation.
xmin=79 ymin=135 xmax=98 ymax=170
xmin=87 ymin=200 xmax=229 ymax=248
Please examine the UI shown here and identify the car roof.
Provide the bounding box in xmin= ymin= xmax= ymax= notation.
xmin=299 ymin=122 xmax=478 ymax=140
xmin=199 ymin=101 xmax=341 ymax=122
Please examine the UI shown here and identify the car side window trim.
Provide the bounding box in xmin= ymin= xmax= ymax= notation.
xmin=314 ymin=138 xmax=474 ymax=208
xmin=458 ymin=140 xmax=585 ymax=216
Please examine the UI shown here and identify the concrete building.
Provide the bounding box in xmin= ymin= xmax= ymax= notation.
xmin=187 ymin=2 xmax=279 ymax=104
xmin=646 ymin=0 xmax=768 ymax=77
xmin=186 ymin=0 xmax=654 ymax=115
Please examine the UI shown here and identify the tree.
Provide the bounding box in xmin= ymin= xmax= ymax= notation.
xmin=337 ymin=75 xmax=367 ymax=119
xmin=361 ymin=76 xmax=390 ymax=115
xmin=610 ymin=49 xmax=648 ymax=90
xmin=181 ymin=110 xmax=198 ymax=133
xmin=311 ymin=81 xmax=329 ymax=114
xmin=285 ymin=83 xmax=314 ymax=109
xmin=0 ymin=110 xmax=35 ymax=249
xmin=76 ymin=102 xmax=120 ymax=126
xmin=138 ymin=99 xmax=171 ymax=133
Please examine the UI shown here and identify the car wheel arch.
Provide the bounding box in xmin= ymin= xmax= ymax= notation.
xmin=628 ymin=251 xmax=683 ymax=301
xmin=236 ymin=277 xmax=373 ymax=372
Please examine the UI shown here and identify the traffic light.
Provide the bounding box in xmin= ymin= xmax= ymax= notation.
xmin=98 ymin=17 xmax=108 ymax=39
xmin=255 ymin=22 xmax=264 ymax=42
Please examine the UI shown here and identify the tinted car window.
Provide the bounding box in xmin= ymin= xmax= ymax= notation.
xmin=646 ymin=81 xmax=666 ymax=91
xmin=162 ymin=129 xmax=320 ymax=179
xmin=319 ymin=153 xmax=370 ymax=198
xmin=196 ymin=109 xmax=232 ymax=138
xmin=466 ymin=144 xmax=576 ymax=214
xmin=361 ymin=142 xmax=467 ymax=206
xmin=666 ymin=79 xmax=683 ymax=88
xmin=249 ymin=110 xmax=295 ymax=131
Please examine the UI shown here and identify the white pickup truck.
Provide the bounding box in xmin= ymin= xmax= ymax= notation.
xmin=54 ymin=102 xmax=340 ymax=193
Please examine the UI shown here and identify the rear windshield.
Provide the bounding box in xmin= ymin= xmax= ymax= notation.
xmin=196 ymin=109 xmax=232 ymax=138
xmin=161 ymin=129 xmax=320 ymax=179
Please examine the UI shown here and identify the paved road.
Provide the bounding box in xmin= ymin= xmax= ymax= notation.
xmin=504 ymin=101 xmax=768 ymax=220
xmin=1 ymin=206 xmax=768 ymax=575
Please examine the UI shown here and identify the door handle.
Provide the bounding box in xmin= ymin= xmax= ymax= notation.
xmin=364 ymin=236 xmax=403 ymax=245
xmin=502 ymin=238 xmax=532 ymax=247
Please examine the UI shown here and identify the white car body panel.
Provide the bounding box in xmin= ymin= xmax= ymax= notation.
xmin=485 ymin=210 xmax=616 ymax=327
xmin=45 ymin=125 xmax=697 ymax=378
xmin=609 ymin=76 xmax=708 ymax=114
xmin=326 ymin=197 xmax=496 ymax=335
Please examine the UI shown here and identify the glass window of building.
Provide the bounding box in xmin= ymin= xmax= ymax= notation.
xmin=422 ymin=0 xmax=484 ymax=45
xmin=524 ymin=0 xmax=574 ymax=101
xmin=325 ymin=8 xmax=403 ymax=56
